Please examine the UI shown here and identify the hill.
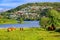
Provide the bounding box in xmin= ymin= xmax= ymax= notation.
xmin=0 ymin=2 xmax=60 ymax=24
xmin=6 ymin=2 xmax=60 ymax=13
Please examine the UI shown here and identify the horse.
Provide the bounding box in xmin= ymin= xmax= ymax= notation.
xmin=48 ymin=24 xmax=56 ymax=31
xmin=7 ymin=27 xmax=16 ymax=32
xmin=20 ymin=28 xmax=23 ymax=31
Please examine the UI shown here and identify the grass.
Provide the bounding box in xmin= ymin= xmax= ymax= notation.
xmin=0 ymin=19 xmax=18 ymax=24
xmin=0 ymin=28 xmax=60 ymax=40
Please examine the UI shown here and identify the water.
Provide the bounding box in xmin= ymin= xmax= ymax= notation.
xmin=0 ymin=21 xmax=40 ymax=28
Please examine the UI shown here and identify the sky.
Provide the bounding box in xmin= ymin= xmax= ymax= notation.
xmin=0 ymin=0 xmax=60 ymax=11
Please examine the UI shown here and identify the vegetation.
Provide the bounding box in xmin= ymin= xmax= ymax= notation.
xmin=5 ymin=2 xmax=60 ymax=13
xmin=0 ymin=28 xmax=60 ymax=40
xmin=55 ymin=28 xmax=60 ymax=32
xmin=0 ymin=19 xmax=17 ymax=24
xmin=19 ymin=17 xmax=24 ymax=24
xmin=0 ymin=2 xmax=60 ymax=16
xmin=40 ymin=9 xmax=60 ymax=29
xmin=0 ymin=2 xmax=60 ymax=40
xmin=40 ymin=16 xmax=50 ymax=28
xmin=47 ymin=9 xmax=60 ymax=27
xmin=0 ymin=2 xmax=60 ymax=25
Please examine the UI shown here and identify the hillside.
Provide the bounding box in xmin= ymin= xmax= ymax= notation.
xmin=6 ymin=2 xmax=60 ymax=13
xmin=0 ymin=2 xmax=60 ymax=24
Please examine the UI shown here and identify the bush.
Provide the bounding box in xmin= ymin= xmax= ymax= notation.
xmin=40 ymin=16 xmax=50 ymax=28
xmin=55 ymin=28 xmax=60 ymax=32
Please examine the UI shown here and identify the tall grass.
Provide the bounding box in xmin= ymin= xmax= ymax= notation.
xmin=0 ymin=28 xmax=60 ymax=40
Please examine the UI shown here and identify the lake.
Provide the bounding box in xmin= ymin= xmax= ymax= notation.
xmin=0 ymin=21 xmax=40 ymax=28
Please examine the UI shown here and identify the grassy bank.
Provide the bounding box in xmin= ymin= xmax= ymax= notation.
xmin=0 ymin=28 xmax=60 ymax=40
xmin=0 ymin=19 xmax=18 ymax=24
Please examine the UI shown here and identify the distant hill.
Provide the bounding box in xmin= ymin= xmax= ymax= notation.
xmin=4 ymin=2 xmax=60 ymax=13
xmin=0 ymin=2 xmax=60 ymax=21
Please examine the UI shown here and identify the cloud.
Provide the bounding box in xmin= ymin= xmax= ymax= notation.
xmin=0 ymin=3 xmax=21 ymax=7
xmin=0 ymin=8 xmax=4 ymax=10
xmin=0 ymin=0 xmax=60 ymax=11
xmin=0 ymin=8 xmax=9 ymax=12
xmin=0 ymin=3 xmax=22 ymax=11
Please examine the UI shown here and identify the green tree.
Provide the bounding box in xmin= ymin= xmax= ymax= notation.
xmin=40 ymin=9 xmax=60 ymax=28
xmin=47 ymin=9 xmax=60 ymax=27
xmin=20 ymin=18 xmax=24 ymax=24
xmin=40 ymin=16 xmax=50 ymax=28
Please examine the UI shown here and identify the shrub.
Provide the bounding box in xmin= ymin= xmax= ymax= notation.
xmin=55 ymin=28 xmax=60 ymax=32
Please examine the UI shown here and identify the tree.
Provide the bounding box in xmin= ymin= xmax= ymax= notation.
xmin=20 ymin=17 xmax=24 ymax=24
xmin=40 ymin=16 xmax=50 ymax=28
xmin=47 ymin=9 xmax=60 ymax=27
xmin=40 ymin=9 xmax=60 ymax=28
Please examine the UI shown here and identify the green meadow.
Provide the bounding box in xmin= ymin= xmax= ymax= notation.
xmin=0 ymin=28 xmax=60 ymax=40
xmin=0 ymin=19 xmax=18 ymax=24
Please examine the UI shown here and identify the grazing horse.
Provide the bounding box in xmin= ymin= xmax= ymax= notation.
xmin=48 ymin=24 xmax=56 ymax=31
xmin=20 ymin=28 xmax=23 ymax=31
xmin=7 ymin=27 xmax=16 ymax=32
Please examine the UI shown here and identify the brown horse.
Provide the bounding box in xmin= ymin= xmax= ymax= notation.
xmin=48 ymin=24 xmax=56 ymax=31
xmin=7 ymin=27 xmax=16 ymax=32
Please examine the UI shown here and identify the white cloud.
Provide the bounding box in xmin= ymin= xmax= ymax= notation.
xmin=0 ymin=8 xmax=9 ymax=12
xmin=0 ymin=0 xmax=60 ymax=11
xmin=0 ymin=8 xmax=4 ymax=10
xmin=0 ymin=2 xmax=24 ymax=11
xmin=0 ymin=3 xmax=21 ymax=7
